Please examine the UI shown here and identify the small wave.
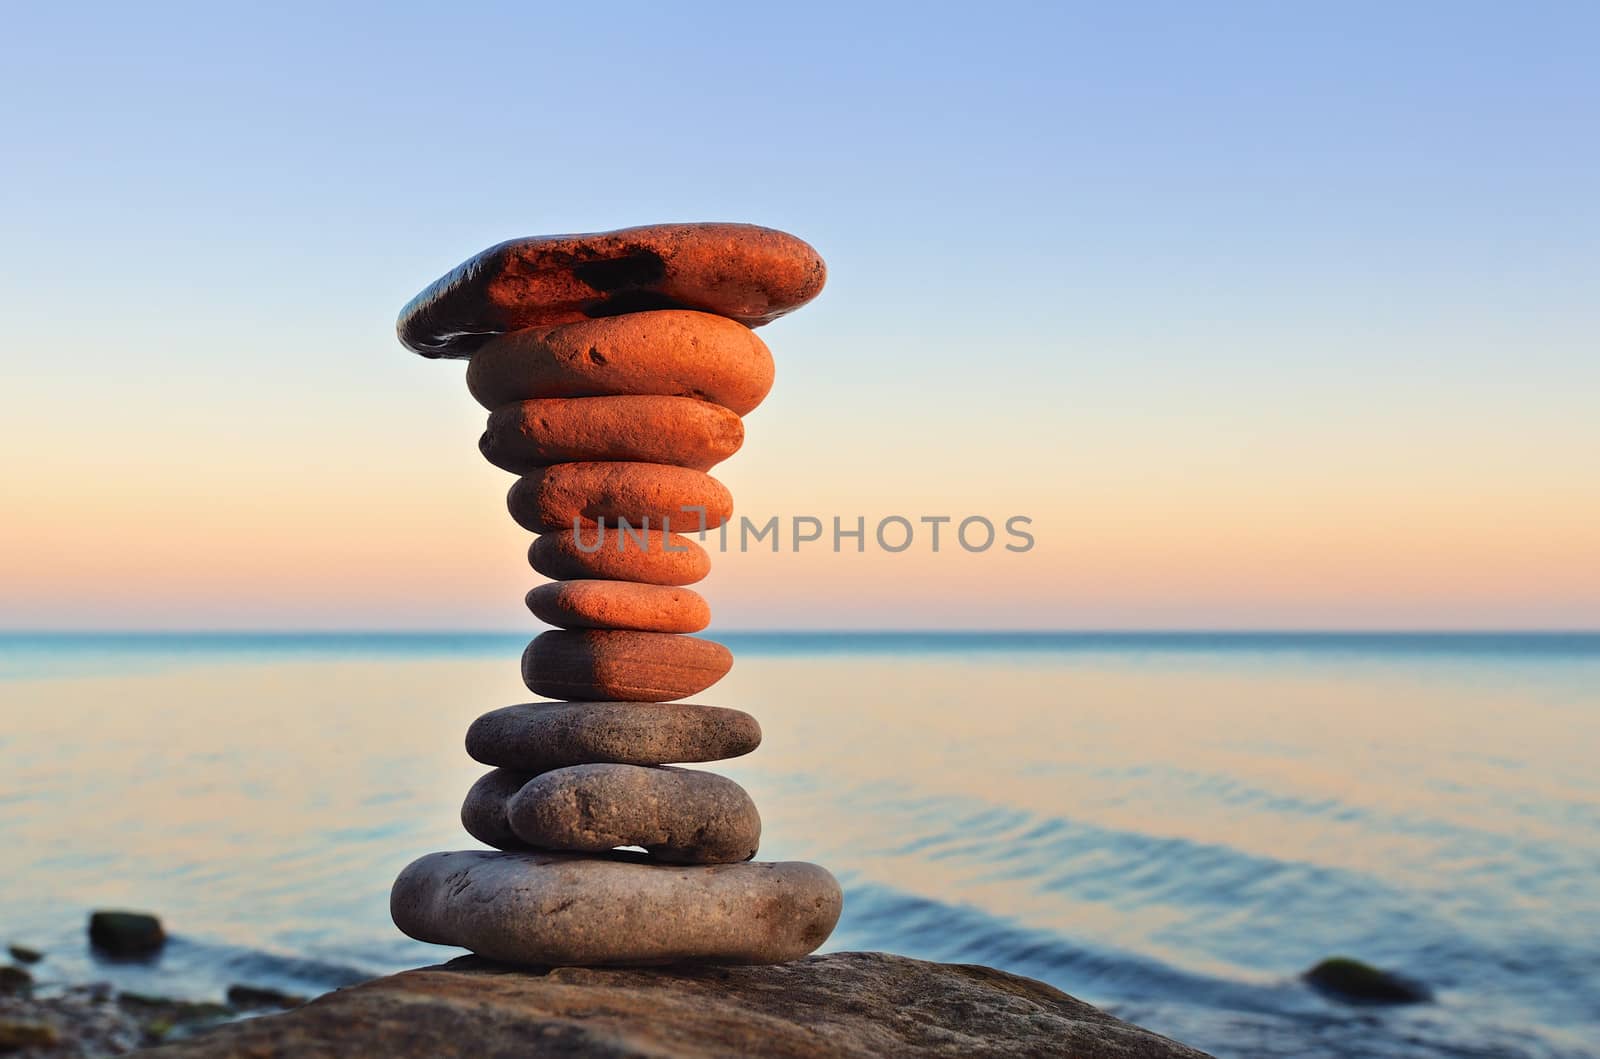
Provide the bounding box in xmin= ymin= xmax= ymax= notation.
xmin=832 ymin=881 xmax=1600 ymax=1059
xmin=833 ymin=881 xmax=1293 ymax=1014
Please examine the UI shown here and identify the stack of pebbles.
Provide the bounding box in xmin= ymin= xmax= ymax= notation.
xmin=389 ymin=223 xmax=842 ymax=965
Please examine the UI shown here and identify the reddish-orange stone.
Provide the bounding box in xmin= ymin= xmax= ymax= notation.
xmin=481 ymin=396 xmax=744 ymax=475
xmin=522 ymin=630 xmax=733 ymax=702
xmin=465 ymin=310 xmax=775 ymax=416
xmin=508 ymin=463 xmax=732 ymax=536
xmin=527 ymin=580 xmax=711 ymax=634
xmin=529 ymin=529 xmax=711 ymax=586
xmin=396 ymin=222 xmax=826 ymax=358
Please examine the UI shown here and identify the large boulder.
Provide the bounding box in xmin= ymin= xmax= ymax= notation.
xmin=142 ymin=951 xmax=1210 ymax=1058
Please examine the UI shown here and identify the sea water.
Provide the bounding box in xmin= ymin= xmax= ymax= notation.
xmin=2 ymin=632 xmax=1596 ymax=1058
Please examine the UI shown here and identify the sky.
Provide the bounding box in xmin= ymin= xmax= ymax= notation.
xmin=1 ymin=1 xmax=1596 ymax=630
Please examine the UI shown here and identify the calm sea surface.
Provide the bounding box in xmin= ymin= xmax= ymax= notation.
xmin=2 ymin=632 xmax=1597 ymax=1058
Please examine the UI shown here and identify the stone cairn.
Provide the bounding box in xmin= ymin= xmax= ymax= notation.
xmin=389 ymin=223 xmax=843 ymax=965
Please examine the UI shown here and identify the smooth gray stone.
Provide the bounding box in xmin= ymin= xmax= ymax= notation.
xmin=390 ymin=850 xmax=841 ymax=967
xmin=506 ymin=764 xmax=759 ymax=864
xmin=460 ymin=768 xmax=539 ymax=851
xmin=465 ymin=701 xmax=760 ymax=772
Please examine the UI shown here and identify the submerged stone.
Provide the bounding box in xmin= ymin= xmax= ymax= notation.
xmin=88 ymin=911 xmax=166 ymax=958
xmin=1304 ymin=957 xmax=1430 ymax=1004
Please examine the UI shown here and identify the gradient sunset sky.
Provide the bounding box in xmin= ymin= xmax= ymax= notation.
xmin=2 ymin=2 xmax=1596 ymax=630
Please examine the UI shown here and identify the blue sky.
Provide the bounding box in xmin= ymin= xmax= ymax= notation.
xmin=2 ymin=2 xmax=1597 ymax=629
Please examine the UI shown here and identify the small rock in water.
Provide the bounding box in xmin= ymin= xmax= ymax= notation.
xmin=88 ymin=910 xmax=166 ymax=958
xmin=5 ymin=945 xmax=41 ymax=965
xmin=460 ymin=767 xmax=540 ymax=850
xmin=0 ymin=965 xmax=33 ymax=995
xmin=507 ymin=764 xmax=760 ymax=864
xmin=118 ymin=990 xmax=235 ymax=1036
xmin=225 ymin=984 xmax=305 ymax=1010
xmin=1304 ymin=956 xmax=1430 ymax=1003
xmin=391 ymin=850 xmax=841 ymax=966
xmin=466 ymin=700 xmax=761 ymax=772
xmin=118 ymin=991 xmax=232 ymax=1018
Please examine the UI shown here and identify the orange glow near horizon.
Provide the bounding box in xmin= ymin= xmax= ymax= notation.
xmin=4 ymin=403 xmax=1597 ymax=629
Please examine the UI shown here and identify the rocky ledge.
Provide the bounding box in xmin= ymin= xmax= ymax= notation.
xmin=141 ymin=951 xmax=1208 ymax=1058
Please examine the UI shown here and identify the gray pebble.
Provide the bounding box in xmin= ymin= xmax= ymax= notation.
xmin=466 ymin=701 xmax=760 ymax=771
xmin=460 ymin=768 xmax=539 ymax=850
xmin=507 ymin=764 xmax=759 ymax=864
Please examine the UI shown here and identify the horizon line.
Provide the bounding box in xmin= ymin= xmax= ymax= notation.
xmin=4 ymin=628 xmax=1599 ymax=637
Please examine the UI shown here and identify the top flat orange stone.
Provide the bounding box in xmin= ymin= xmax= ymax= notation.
xmin=397 ymin=222 xmax=826 ymax=359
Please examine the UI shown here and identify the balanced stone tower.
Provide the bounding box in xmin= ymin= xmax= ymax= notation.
xmin=388 ymin=223 xmax=843 ymax=965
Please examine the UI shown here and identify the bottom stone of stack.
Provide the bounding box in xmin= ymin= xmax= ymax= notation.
xmin=391 ymin=849 xmax=842 ymax=966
